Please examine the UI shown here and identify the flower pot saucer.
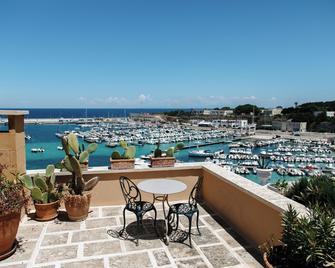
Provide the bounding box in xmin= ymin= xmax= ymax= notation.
xmin=0 ymin=239 xmax=18 ymax=261
xmin=34 ymin=213 xmax=58 ymax=222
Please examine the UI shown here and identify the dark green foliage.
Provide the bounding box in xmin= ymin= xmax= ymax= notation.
xmin=234 ymin=104 xmax=260 ymax=115
xmin=257 ymin=155 xmax=271 ymax=169
xmin=280 ymin=205 xmax=335 ymax=267
xmin=154 ymin=142 xmax=162 ymax=157
xmin=0 ymin=164 xmax=27 ymax=217
xmin=285 ymin=176 xmax=335 ymax=215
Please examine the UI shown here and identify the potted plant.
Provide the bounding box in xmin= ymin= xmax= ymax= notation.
xmin=20 ymin=165 xmax=62 ymax=221
xmin=256 ymin=155 xmax=273 ymax=183
xmin=260 ymin=205 xmax=335 ymax=268
xmin=61 ymin=134 xmax=100 ymax=221
xmin=0 ymin=164 xmax=27 ymax=260
xmin=110 ymin=140 xmax=136 ymax=170
xmin=150 ymin=142 xmax=184 ymax=168
xmin=61 ymin=133 xmax=97 ymax=170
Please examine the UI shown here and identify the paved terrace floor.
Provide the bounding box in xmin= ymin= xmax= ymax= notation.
xmin=1 ymin=203 xmax=263 ymax=268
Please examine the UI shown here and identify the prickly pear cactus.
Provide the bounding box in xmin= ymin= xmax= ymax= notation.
xmin=111 ymin=151 xmax=122 ymax=159
xmin=166 ymin=147 xmax=175 ymax=157
xmin=124 ymin=146 xmax=136 ymax=159
xmin=20 ymin=164 xmax=60 ymax=204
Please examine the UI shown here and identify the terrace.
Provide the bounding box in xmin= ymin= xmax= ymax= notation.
xmin=1 ymin=163 xmax=306 ymax=268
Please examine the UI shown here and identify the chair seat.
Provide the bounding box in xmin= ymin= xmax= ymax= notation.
xmin=169 ymin=203 xmax=198 ymax=214
xmin=126 ymin=201 xmax=154 ymax=213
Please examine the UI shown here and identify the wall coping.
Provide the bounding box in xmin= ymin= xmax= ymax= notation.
xmin=27 ymin=161 xmax=307 ymax=215
xmin=202 ymin=163 xmax=307 ymax=215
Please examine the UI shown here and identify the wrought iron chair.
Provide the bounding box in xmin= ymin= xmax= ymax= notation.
xmin=119 ymin=176 xmax=158 ymax=245
xmin=167 ymin=176 xmax=202 ymax=248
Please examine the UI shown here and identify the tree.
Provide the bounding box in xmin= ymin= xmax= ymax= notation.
xmin=234 ymin=104 xmax=260 ymax=115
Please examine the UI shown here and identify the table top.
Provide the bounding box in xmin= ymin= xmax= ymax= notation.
xmin=137 ymin=179 xmax=187 ymax=195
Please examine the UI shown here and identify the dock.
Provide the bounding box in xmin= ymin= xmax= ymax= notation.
xmin=180 ymin=138 xmax=242 ymax=150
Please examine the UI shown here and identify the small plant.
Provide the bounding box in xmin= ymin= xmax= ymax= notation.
xmin=61 ymin=134 xmax=99 ymax=195
xmin=274 ymin=179 xmax=289 ymax=195
xmin=111 ymin=140 xmax=136 ymax=159
xmin=257 ymin=155 xmax=271 ymax=169
xmin=260 ymin=205 xmax=335 ymax=268
xmin=285 ymin=176 xmax=335 ymax=216
xmin=20 ymin=165 xmax=62 ymax=204
xmin=154 ymin=141 xmax=184 ymax=158
xmin=61 ymin=133 xmax=97 ymax=165
xmin=0 ymin=163 xmax=27 ymax=217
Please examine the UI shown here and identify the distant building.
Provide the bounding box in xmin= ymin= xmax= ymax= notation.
xmin=264 ymin=108 xmax=283 ymax=117
xmin=202 ymin=109 xmax=233 ymax=116
xmin=326 ymin=111 xmax=335 ymax=117
xmin=272 ymin=120 xmax=306 ymax=132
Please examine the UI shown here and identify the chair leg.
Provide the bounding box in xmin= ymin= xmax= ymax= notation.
xmin=152 ymin=207 xmax=159 ymax=237
xmin=175 ymin=214 xmax=179 ymax=232
xmin=196 ymin=210 xmax=201 ymax=235
xmin=119 ymin=207 xmax=126 ymax=236
xmin=167 ymin=211 xmax=173 ymax=235
xmin=188 ymin=215 xmax=193 ymax=248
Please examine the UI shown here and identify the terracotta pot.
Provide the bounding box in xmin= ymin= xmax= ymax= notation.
xmin=34 ymin=200 xmax=60 ymax=221
xmin=150 ymin=157 xmax=175 ymax=168
xmin=0 ymin=212 xmax=20 ymax=260
xmin=64 ymin=193 xmax=91 ymax=221
xmin=110 ymin=158 xmax=135 ymax=170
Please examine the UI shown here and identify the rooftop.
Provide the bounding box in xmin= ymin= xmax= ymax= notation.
xmin=0 ymin=110 xmax=29 ymax=116
xmin=1 ymin=202 xmax=262 ymax=268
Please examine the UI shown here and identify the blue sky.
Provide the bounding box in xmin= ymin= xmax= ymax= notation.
xmin=0 ymin=0 xmax=334 ymax=108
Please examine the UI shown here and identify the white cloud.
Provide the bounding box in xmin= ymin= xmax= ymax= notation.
xmin=137 ymin=94 xmax=152 ymax=103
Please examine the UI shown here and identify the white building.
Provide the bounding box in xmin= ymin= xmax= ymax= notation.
xmin=203 ymin=109 xmax=233 ymax=116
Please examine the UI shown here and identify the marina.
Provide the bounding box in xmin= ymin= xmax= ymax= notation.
xmin=15 ymin=118 xmax=335 ymax=185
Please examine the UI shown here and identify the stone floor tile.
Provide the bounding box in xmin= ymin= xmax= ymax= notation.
xmin=71 ymin=228 xmax=110 ymax=242
xmin=201 ymin=215 xmax=223 ymax=230
xmin=179 ymin=215 xmax=205 ymax=229
xmin=0 ymin=264 xmax=27 ymax=268
xmin=235 ymin=248 xmax=263 ymax=268
xmin=176 ymin=257 xmax=209 ymax=268
xmin=35 ymin=245 xmax=78 ymax=263
xmin=124 ymin=237 xmax=163 ymax=252
xmin=167 ymin=242 xmax=200 ymax=259
xmin=84 ymin=240 xmax=121 ymax=256
xmin=1 ymin=241 xmax=36 ymax=264
xmin=191 ymin=227 xmax=220 ymax=246
xmin=41 ymin=233 xmax=68 ymax=247
xmin=61 ymin=259 xmax=104 ymax=268
xmin=85 ymin=217 xmax=117 ymax=229
xmin=200 ymin=244 xmax=240 ymax=267
xmin=47 ymin=220 xmax=81 ymax=233
xmin=152 ymin=249 xmax=170 ymax=266
xmin=109 ymin=252 xmax=152 ymax=268
xmin=101 ymin=206 xmax=123 ymax=217
xmin=87 ymin=207 xmax=100 ymax=219
xmin=17 ymin=224 xmax=43 ymax=240
xmin=217 ymin=229 xmax=249 ymax=248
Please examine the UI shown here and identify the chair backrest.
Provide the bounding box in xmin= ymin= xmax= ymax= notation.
xmin=119 ymin=176 xmax=142 ymax=205
xmin=188 ymin=176 xmax=203 ymax=207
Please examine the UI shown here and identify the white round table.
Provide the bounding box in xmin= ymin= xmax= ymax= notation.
xmin=137 ymin=179 xmax=187 ymax=245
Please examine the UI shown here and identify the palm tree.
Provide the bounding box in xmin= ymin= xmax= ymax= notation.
xmin=294 ymin=102 xmax=298 ymax=108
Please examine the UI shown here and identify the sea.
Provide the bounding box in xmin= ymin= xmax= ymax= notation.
xmin=0 ymin=108 xmax=299 ymax=185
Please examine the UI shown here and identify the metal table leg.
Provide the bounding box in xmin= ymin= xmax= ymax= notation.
xmin=153 ymin=194 xmax=170 ymax=245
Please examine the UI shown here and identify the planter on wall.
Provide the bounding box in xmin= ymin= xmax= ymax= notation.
xmin=150 ymin=157 xmax=175 ymax=168
xmin=110 ymin=159 xmax=135 ymax=170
